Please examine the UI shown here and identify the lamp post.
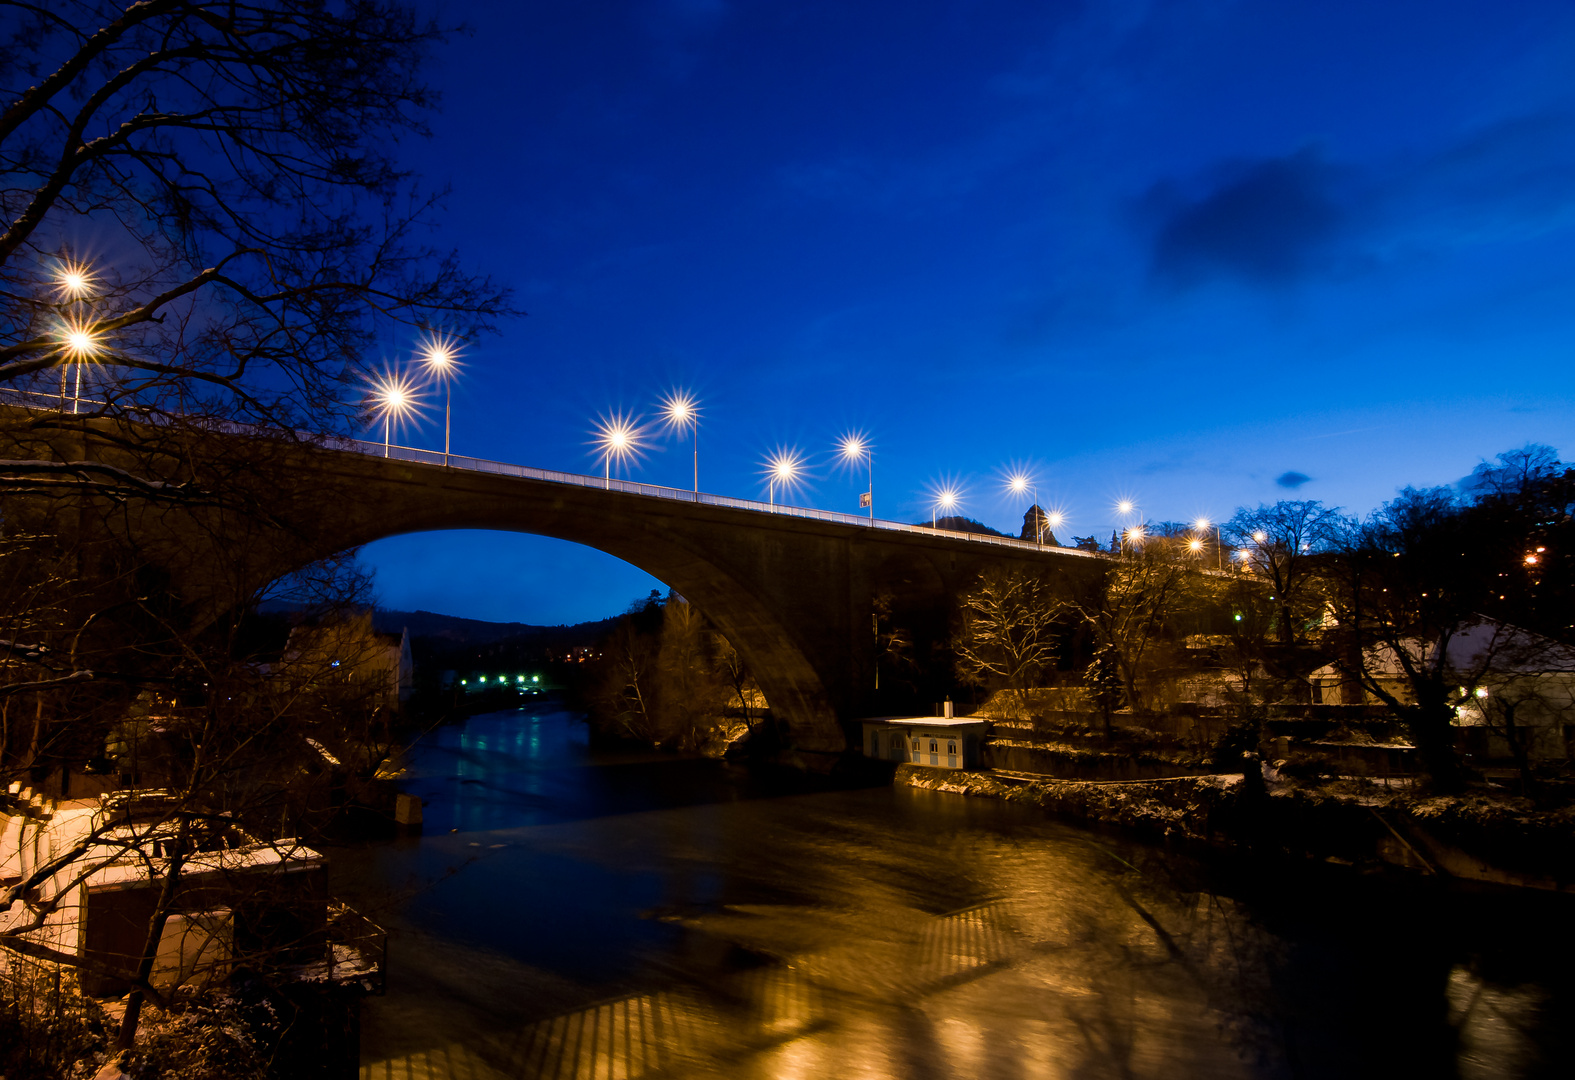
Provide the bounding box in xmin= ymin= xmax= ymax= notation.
xmin=595 ymin=415 xmax=641 ymax=489
xmin=1116 ymin=499 xmax=1142 ymax=552
xmin=1194 ymin=517 xmax=1222 ymax=570
xmin=1008 ymin=473 xmax=1040 ymax=544
xmin=418 ymin=339 xmax=458 ymax=465
xmin=660 ymin=391 xmax=700 ymax=493
xmin=932 ymin=487 xmax=958 ymax=529
xmin=370 ymin=373 xmax=416 ymax=457
xmin=1045 ymin=510 xmax=1064 ymax=544
xmin=766 ymin=450 xmax=802 ymax=509
xmin=840 ymin=434 xmax=873 ymax=524
xmin=56 ymin=261 xmax=96 ymax=413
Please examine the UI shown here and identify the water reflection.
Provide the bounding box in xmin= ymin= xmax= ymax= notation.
xmin=341 ymin=707 xmax=1573 ymax=1079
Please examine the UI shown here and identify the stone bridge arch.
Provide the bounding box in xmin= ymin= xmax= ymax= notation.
xmin=31 ymin=413 xmax=1106 ymax=762
xmin=279 ymin=450 xmax=1107 ymax=760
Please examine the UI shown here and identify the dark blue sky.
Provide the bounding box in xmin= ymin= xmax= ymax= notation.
xmin=361 ymin=0 xmax=1575 ymax=625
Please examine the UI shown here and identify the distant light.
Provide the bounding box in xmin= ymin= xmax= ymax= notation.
xmin=1187 ymin=538 xmax=1203 ymax=552
xmin=1125 ymin=526 xmax=1145 ymax=544
xmin=1475 ymin=687 xmax=1489 ymax=698
xmin=839 ymin=433 xmax=868 ymax=460
xmin=532 ymin=675 xmax=539 ymax=683
xmin=478 ymin=675 xmax=486 ymax=683
xmin=1237 ymin=549 xmax=1251 ymax=562
xmin=1252 ymin=531 xmax=1267 ymax=543
xmin=461 ymin=679 xmax=467 ymax=685
xmin=1234 ymin=613 xmax=1243 ymax=621
xmin=1117 ymin=500 xmax=1134 ymax=515
xmin=1008 ymin=473 xmax=1030 ymax=495
xmin=1046 ymin=512 xmax=1064 ymax=528
xmin=1525 ymin=554 xmax=1539 ymax=565
xmin=1193 ymin=517 xmax=1210 ymax=531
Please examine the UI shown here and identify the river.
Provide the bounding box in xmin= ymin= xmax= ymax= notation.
xmin=333 ymin=702 xmax=1575 ymax=1079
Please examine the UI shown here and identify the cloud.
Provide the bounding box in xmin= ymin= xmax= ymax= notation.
xmin=1144 ymin=148 xmax=1342 ymax=287
xmin=1275 ymin=470 xmax=1312 ymax=489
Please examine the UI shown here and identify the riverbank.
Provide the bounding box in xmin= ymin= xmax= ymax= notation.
xmin=896 ymin=764 xmax=1575 ymax=893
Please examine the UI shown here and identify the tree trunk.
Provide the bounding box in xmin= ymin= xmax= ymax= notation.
xmin=116 ymin=842 xmax=187 ymax=1049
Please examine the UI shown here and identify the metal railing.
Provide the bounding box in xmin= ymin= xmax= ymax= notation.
xmin=346 ymin=437 xmax=1100 ymax=559
xmin=0 ymin=386 xmax=1095 ymax=558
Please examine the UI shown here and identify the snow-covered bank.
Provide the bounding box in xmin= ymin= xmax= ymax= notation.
xmin=896 ymin=765 xmax=1575 ymax=893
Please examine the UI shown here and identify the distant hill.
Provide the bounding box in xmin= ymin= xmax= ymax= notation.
xmin=371 ymin=608 xmax=616 ymax=648
xmin=917 ymin=515 xmax=1011 ymax=538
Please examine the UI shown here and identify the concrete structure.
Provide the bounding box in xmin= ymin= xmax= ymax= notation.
xmin=861 ymin=717 xmax=988 ymax=769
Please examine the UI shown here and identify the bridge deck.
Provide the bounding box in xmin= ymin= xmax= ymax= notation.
xmin=345 ymin=437 xmax=1100 ymax=559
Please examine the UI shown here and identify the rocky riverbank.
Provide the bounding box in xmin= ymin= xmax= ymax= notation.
xmin=897 ymin=764 xmax=1575 ymax=893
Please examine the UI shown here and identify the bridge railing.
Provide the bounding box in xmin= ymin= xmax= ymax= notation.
xmin=349 ymin=438 xmax=1099 ymax=559
xmin=0 ymin=388 xmax=1095 ymax=559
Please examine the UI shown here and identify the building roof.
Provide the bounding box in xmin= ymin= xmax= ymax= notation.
xmin=860 ymin=716 xmax=987 ymax=728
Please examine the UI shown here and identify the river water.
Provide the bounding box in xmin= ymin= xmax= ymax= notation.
xmin=335 ymin=703 xmax=1574 ymax=1080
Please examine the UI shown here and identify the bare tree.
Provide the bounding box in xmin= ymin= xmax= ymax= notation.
xmin=1 ymin=0 xmax=510 ymax=434
xmin=955 ymin=568 xmax=1061 ymax=720
xmin=1318 ymin=489 xmax=1497 ymax=791
xmin=1226 ymin=501 xmax=1340 ymax=645
xmin=1075 ymin=538 xmax=1200 ymax=718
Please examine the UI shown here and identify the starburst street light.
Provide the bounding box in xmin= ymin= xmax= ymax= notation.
xmin=417 ymin=336 xmax=460 ymax=465
xmin=839 ymin=433 xmax=874 ymax=524
xmin=55 ymin=260 xmax=94 ymax=299
xmin=932 ymin=485 xmax=960 ymax=529
xmin=1007 ymin=471 xmax=1044 ymax=544
xmin=58 ymin=318 xmax=102 ymax=414
xmin=369 ymin=372 xmax=420 ymax=457
xmin=1124 ymin=525 xmax=1146 ymax=549
xmin=594 ymin=413 xmax=646 ymax=488
xmin=1194 ymin=517 xmax=1222 ymax=570
xmin=764 ymin=448 xmax=805 ymax=508
xmin=659 ymin=390 xmax=701 ymax=493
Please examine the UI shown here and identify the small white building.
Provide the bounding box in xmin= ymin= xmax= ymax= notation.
xmin=860 ymin=717 xmax=986 ymax=770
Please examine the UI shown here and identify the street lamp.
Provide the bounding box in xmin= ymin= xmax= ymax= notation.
xmin=417 ymin=337 xmax=459 ymax=465
xmin=1124 ymin=525 xmax=1146 ymax=550
xmin=840 ymin=433 xmax=873 ymax=524
xmin=1007 ymin=472 xmax=1041 ymax=544
xmin=765 ymin=449 xmax=803 ymax=508
xmin=1194 ymin=517 xmax=1222 ymax=570
xmin=59 ymin=320 xmax=100 ymax=414
xmin=659 ymin=390 xmax=700 ymax=493
xmin=594 ymin=413 xmax=643 ymax=488
xmin=55 ymin=260 xmax=97 ymax=412
xmin=369 ymin=372 xmax=418 ymax=457
xmin=932 ymin=486 xmax=959 ymax=529
xmin=1115 ymin=499 xmax=1142 ymax=553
